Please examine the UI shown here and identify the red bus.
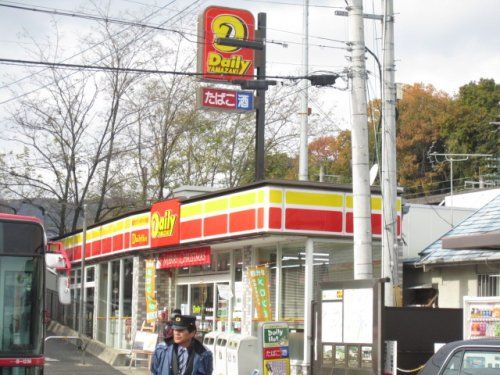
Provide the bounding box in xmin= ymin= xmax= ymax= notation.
xmin=0 ymin=213 xmax=56 ymax=374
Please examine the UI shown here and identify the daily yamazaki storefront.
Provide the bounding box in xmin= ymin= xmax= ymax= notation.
xmin=54 ymin=180 xmax=401 ymax=370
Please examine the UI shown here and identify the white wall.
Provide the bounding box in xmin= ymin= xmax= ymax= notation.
xmin=402 ymin=204 xmax=474 ymax=259
xmin=444 ymin=188 xmax=499 ymax=209
xmin=411 ymin=266 xmax=477 ymax=308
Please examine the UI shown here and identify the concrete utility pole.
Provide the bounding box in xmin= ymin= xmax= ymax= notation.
xmin=298 ymin=0 xmax=309 ymax=181
xmin=381 ymin=0 xmax=397 ymax=306
xmin=348 ymin=0 xmax=373 ymax=280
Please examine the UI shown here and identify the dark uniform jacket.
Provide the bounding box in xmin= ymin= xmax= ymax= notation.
xmin=150 ymin=338 xmax=213 ymax=375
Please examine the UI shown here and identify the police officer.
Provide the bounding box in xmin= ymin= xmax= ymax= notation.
xmin=151 ymin=315 xmax=213 ymax=375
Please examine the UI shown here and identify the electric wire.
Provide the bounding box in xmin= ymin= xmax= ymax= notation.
xmin=0 ymin=0 xmax=205 ymax=105
xmin=0 ymin=0 xmax=182 ymax=91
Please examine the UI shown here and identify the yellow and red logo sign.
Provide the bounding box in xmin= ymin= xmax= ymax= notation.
xmin=198 ymin=6 xmax=255 ymax=81
xmin=150 ymin=199 xmax=180 ymax=248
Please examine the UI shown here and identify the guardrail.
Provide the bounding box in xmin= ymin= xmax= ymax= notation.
xmin=44 ymin=336 xmax=88 ymax=365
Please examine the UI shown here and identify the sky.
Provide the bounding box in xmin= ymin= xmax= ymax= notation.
xmin=0 ymin=0 xmax=499 ymax=135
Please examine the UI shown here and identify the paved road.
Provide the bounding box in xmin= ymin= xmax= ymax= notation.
xmin=44 ymin=334 xmax=149 ymax=374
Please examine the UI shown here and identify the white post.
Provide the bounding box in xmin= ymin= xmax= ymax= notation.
xmin=228 ymin=251 xmax=235 ymax=332
xmin=78 ymin=204 xmax=87 ymax=336
xmin=348 ymin=0 xmax=373 ymax=280
xmin=275 ymin=243 xmax=282 ymax=321
xmin=298 ymin=0 xmax=309 ymax=181
xmin=450 ymin=158 xmax=454 ymax=226
xmin=118 ymin=259 xmax=124 ymax=348
xmin=303 ymin=239 xmax=314 ymax=374
xmin=382 ymin=0 xmax=397 ymax=306
xmin=106 ymin=261 xmax=112 ymax=346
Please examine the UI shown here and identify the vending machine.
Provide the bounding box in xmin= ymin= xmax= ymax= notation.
xmin=463 ymin=296 xmax=500 ymax=340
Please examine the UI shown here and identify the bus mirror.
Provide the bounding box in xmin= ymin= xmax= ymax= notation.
xmin=46 ymin=253 xmax=66 ymax=269
xmin=58 ymin=275 xmax=72 ymax=305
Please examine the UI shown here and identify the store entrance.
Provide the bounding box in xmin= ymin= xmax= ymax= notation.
xmin=176 ymin=282 xmax=231 ymax=335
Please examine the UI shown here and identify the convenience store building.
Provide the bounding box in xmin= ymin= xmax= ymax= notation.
xmin=54 ymin=180 xmax=401 ymax=370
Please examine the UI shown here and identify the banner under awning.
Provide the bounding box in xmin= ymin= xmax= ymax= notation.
xmin=156 ymin=246 xmax=211 ymax=269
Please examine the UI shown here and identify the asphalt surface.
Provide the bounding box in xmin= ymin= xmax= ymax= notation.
xmin=44 ymin=333 xmax=149 ymax=374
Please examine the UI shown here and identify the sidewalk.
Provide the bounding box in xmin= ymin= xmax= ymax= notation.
xmin=44 ymin=329 xmax=150 ymax=374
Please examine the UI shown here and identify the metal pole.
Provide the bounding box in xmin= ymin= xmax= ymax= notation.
xmin=298 ymin=0 xmax=309 ymax=181
xmin=255 ymin=13 xmax=267 ymax=181
xmin=79 ymin=204 xmax=87 ymax=336
xmin=348 ymin=0 xmax=373 ymax=280
xmin=450 ymin=158 xmax=454 ymax=226
xmin=381 ymin=0 xmax=397 ymax=306
xmin=303 ymin=238 xmax=314 ymax=375
xmin=118 ymin=259 xmax=124 ymax=348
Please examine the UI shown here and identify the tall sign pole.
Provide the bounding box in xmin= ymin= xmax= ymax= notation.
xmin=255 ymin=13 xmax=267 ymax=181
xmin=298 ymin=0 xmax=309 ymax=181
xmin=382 ymin=0 xmax=397 ymax=306
xmin=348 ymin=0 xmax=373 ymax=280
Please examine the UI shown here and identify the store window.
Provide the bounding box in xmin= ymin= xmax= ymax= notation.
xmin=177 ymin=251 xmax=231 ymax=275
xmin=235 ymin=249 xmax=243 ymax=282
xmin=281 ymin=245 xmax=305 ymax=326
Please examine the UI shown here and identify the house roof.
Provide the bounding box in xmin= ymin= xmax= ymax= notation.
xmin=414 ymin=194 xmax=500 ymax=266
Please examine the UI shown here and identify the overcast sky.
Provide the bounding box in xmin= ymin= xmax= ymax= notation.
xmin=0 ymin=0 xmax=499 ymax=131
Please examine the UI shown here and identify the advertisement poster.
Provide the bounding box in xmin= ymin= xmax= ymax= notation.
xmin=248 ymin=265 xmax=272 ymax=321
xmin=343 ymin=288 xmax=373 ymax=344
xmin=323 ymin=345 xmax=333 ymax=365
xmin=361 ymin=346 xmax=373 ymax=369
xmin=335 ymin=345 xmax=346 ymax=367
xmin=145 ymin=259 xmax=158 ymax=322
xmin=347 ymin=346 xmax=360 ymax=368
xmin=263 ymin=323 xmax=289 ymax=348
xmin=197 ymin=6 xmax=255 ymax=81
xmin=264 ymin=359 xmax=290 ymax=375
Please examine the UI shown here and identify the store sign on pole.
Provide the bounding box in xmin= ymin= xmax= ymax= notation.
xmin=145 ymin=259 xmax=158 ymax=322
xmin=261 ymin=322 xmax=291 ymax=375
xmin=248 ymin=265 xmax=273 ymax=321
xmin=150 ymin=199 xmax=180 ymax=248
xmin=198 ymin=87 xmax=254 ymax=112
xmin=197 ymin=6 xmax=255 ymax=82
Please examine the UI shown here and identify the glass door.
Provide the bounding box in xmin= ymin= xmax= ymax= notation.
xmin=191 ymin=284 xmax=214 ymax=334
xmin=215 ymin=282 xmax=230 ymax=332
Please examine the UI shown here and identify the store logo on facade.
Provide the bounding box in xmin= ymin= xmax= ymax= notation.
xmin=151 ymin=210 xmax=177 ymax=239
xmin=131 ymin=232 xmax=148 ymax=245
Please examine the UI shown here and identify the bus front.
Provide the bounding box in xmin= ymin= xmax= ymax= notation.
xmin=0 ymin=214 xmax=45 ymax=374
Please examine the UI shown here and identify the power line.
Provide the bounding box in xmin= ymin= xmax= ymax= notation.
xmin=0 ymin=57 xmax=342 ymax=81
xmin=0 ymin=2 xmax=348 ymax=51
xmin=0 ymin=0 xmax=183 ymax=91
xmin=0 ymin=0 xmax=205 ymax=104
xmin=239 ymin=0 xmax=344 ymax=9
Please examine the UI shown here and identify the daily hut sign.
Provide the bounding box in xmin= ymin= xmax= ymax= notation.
xmin=150 ymin=199 xmax=180 ymax=248
xmin=198 ymin=6 xmax=255 ymax=82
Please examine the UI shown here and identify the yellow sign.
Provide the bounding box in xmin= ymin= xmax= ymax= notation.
xmin=264 ymin=359 xmax=290 ymax=375
xmin=247 ymin=265 xmax=272 ymax=321
xmin=145 ymin=260 xmax=157 ymax=322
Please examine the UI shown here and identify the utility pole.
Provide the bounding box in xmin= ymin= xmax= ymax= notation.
xmin=348 ymin=0 xmax=373 ymax=280
xmin=381 ymin=0 xmax=397 ymax=306
xmin=298 ymin=0 xmax=309 ymax=181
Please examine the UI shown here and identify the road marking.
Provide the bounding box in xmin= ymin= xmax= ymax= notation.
xmin=45 ymin=357 xmax=60 ymax=362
